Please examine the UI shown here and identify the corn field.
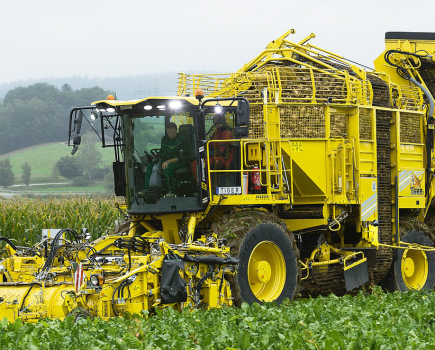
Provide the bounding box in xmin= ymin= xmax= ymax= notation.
xmin=0 ymin=196 xmax=124 ymax=247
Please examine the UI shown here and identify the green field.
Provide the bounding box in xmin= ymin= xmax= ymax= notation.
xmin=0 ymin=288 xmax=433 ymax=349
xmin=30 ymin=185 xmax=106 ymax=192
xmin=0 ymin=142 xmax=115 ymax=182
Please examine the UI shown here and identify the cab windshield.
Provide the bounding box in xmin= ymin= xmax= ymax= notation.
xmin=124 ymin=108 xmax=201 ymax=213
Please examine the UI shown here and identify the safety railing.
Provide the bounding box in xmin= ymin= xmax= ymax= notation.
xmin=178 ymin=66 xmax=372 ymax=107
xmin=392 ymin=83 xmax=425 ymax=111
xmin=205 ymin=139 xmax=291 ymax=204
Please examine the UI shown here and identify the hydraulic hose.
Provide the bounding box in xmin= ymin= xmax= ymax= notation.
xmin=0 ymin=237 xmax=18 ymax=251
xmin=409 ymin=76 xmax=435 ymax=195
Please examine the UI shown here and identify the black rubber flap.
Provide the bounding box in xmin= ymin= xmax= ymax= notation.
xmin=385 ymin=32 xmax=435 ymax=41
xmin=160 ymin=254 xmax=187 ymax=304
xmin=344 ymin=260 xmax=369 ymax=291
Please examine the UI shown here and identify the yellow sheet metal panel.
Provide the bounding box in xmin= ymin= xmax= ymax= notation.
xmin=247 ymin=143 xmax=262 ymax=161
xmin=360 ymin=177 xmax=378 ymax=222
xmin=399 ymin=197 xmax=425 ymax=208
xmin=284 ymin=218 xmax=327 ymax=233
xmin=359 ymin=141 xmax=376 ymax=174
xmin=284 ymin=140 xmax=327 ymax=198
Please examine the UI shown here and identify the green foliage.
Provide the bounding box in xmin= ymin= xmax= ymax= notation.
xmin=0 ymin=196 xmax=123 ymax=245
xmin=51 ymin=165 xmax=60 ymax=182
xmin=0 ymin=158 xmax=14 ymax=187
xmin=0 ymin=83 xmax=113 ymax=155
xmin=21 ymin=162 xmax=31 ymax=186
xmin=56 ymin=156 xmax=83 ymax=180
xmin=0 ymin=289 xmax=434 ymax=349
xmin=56 ymin=134 xmax=105 ymax=183
xmin=72 ymin=176 xmax=91 ymax=187
xmin=75 ymin=133 xmax=102 ymax=180
xmin=104 ymin=172 xmax=115 ymax=193
xmin=61 ymin=84 xmax=72 ymax=92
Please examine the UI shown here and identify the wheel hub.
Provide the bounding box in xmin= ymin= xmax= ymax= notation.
xmin=250 ymin=260 xmax=271 ymax=283
xmin=403 ymin=257 xmax=415 ymax=278
xmin=248 ymin=241 xmax=286 ymax=301
xmin=401 ymin=249 xmax=428 ymax=290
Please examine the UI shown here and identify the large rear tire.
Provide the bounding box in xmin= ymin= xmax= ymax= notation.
xmin=215 ymin=210 xmax=299 ymax=306
xmin=393 ymin=231 xmax=435 ymax=291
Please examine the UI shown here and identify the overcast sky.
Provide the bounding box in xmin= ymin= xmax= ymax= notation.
xmin=0 ymin=0 xmax=434 ymax=85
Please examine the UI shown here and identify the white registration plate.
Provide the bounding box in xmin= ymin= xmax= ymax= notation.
xmin=216 ymin=187 xmax=242 ymax=195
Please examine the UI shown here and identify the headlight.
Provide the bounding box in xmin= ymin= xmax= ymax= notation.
xmin=90 ymin=274 xmax=105 ymax=286
xmin=169 ymin=100 xmax=182 ymax=109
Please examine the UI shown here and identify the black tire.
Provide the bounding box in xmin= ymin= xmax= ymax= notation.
xmin=393 ymin=231 xmax=435 ymax=291
xmin=213 ymin=210 xmax=300 ymax=305
xmin=233 ymin=222 xmax=299 ymax=305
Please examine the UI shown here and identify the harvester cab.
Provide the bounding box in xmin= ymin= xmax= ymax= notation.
xmin=68 ymin=95 xmax=250 ymax=215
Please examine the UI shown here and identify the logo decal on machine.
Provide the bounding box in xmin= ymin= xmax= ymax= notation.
xmin=200 ymin=158 xmax=206 ymax=182
xmin=399 ymin=170 xmax=424 ymax=196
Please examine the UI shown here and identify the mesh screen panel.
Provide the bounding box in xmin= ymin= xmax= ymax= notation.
xmin=249 ymin=105 xmax=265 ymax=139
xmin=330 ymin=113 xmax=348 ymax=138
xmin=359 ymin=109 xmax=372 ymax=140
xmin=279 ymin=106 xmax=325 ymax=138
xmin=400 ymin=112 xmax=422 ymax=143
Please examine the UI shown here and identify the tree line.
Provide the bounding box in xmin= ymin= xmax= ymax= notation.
xmin=0 ymin=83 xmax=113 ymax=155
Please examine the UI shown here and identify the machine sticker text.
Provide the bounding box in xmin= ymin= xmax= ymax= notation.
xmin=292 ymin=142 xmax=303 ymax=152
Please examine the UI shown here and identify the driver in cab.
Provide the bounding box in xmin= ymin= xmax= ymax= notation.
xmin=145 ymin=122 xmax=185 ymax=197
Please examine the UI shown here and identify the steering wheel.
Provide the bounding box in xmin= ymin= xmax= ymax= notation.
xmin=132 ymin=150 xmax=147 ymax=165
xmin=150 ymin=148 xmax=160 ymax=157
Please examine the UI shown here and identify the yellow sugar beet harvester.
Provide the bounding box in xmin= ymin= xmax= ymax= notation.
xmin=1 ymin=30 xmax=435 ymax=322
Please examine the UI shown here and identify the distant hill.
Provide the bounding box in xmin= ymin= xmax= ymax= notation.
xmin=0 ymin=84 xmax=115 ymax=155
xmin=0 ymin=71 xmax=219 ymax=156
xmin=0 ymin=72 xmax=181 ymax=100
xmin=0 ymin=142 xmax=115 ymax=182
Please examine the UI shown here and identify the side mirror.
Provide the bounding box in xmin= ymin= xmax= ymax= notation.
xmin=71 ymin=135 xmax=81 ymax=155
xmin=236 ymin=99 xmax=250 ymax=126
xmin=75 ymin=111 xmax=84 ymax=134
xmin=234 ymin=126 xmax=248 ymax=138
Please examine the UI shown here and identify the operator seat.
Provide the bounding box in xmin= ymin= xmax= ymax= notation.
xmin=174 ymin=124 xmax=196 ymax=196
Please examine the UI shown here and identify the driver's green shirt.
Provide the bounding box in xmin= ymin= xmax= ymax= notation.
xmin=160 ymin=134 xmax=184 ymax=161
